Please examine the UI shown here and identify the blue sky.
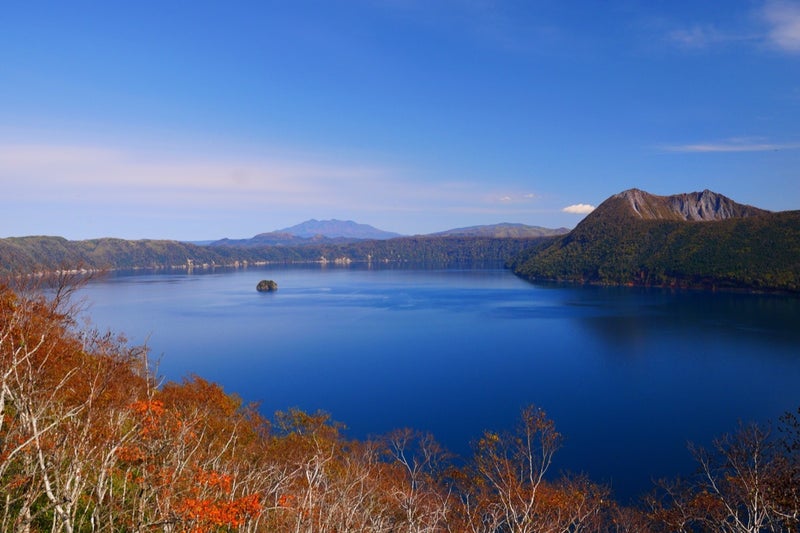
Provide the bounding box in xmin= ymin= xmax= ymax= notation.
xmin=1 ymin=0 xmax=799 ymax=240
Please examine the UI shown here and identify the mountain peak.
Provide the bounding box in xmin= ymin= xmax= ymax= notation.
xmin=276 ymin=219 xmax=402 ymax=240
xmin=610 ymin=188 xmax=769 ymax=221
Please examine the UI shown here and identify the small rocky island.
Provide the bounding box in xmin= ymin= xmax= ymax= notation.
xmin=256 ymin=279 xmax=278 ymax=292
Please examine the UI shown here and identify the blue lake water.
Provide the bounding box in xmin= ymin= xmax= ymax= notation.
xmin=77 ymin=265 xmax=800 ymax=501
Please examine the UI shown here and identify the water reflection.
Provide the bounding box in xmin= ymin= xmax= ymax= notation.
xmin=576 ymin=288 xmax=800 ymax=352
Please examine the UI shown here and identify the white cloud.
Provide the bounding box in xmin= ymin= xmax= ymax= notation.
xmin=486 ymin=192 xmax=539 ymax=205
xmin=667 ymin=25 xmax=730 ymax=49
xmin=763 ymin=0 xmax=800 ymax=52
xmin=665 ymin=1 xmax=800 ymax=54
xmin=0 ymin=142 xmax=398 ymax=207
xmin=659 ymin=138 xmax=800 ymax=153
xmin=562 ymin=204 xmax=595 ymax=214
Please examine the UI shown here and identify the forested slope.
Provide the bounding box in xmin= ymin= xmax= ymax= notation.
xmin=0 ymin=235 xmax=550 ymax=274
xmin=511 ymin=190 xmax=800 ymax=292
xmin=1 ymin=280 xmax=798 ymax=531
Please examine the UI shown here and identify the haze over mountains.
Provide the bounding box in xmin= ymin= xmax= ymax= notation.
xmin=209 ymin=220 xmax=568 ymax=247
xmin=209 ymin=219 xmax=401 ymax=247
xmin=278 ymin=219 xmax=402 ymax=240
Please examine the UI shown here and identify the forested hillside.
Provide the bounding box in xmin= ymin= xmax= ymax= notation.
xmin=431 ymin=223 xmax=569 ymax=238
xmin=0 ymin=235 xmax=550 ymax=275
xmin=511 ymin=190 xmax=800 ymax=292
xmin=1 ymin=279 xmax=798 ymax=531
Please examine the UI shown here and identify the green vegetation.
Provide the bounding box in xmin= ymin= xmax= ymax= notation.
xmin=431 ymin=223 xmax=570 ymax=238
xmin=1 ymin=279 xmax=798 ymax=531
xmin=510 ymin=205 xmax=800 ymax=293
xmin=0 ymin=235 xmax=551 ymax=275
xmin=334 ymin=235 xmax=556 ymax=265
xmin=256 ymin=279 xmax=278 ymax=292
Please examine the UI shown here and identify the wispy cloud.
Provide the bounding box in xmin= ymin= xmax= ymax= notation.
xmin=562 ymin=204 xmax=595 ymax=214
xmin=659 ymin=138 xmax=800 ymax=153
xmin=664 ymin=0 xmax=800 ymax=54
xmin=0 ymin=142 xmax=549 ymax=236
xmin=763 ymin=0 xmax=800 ymax=52
xmin=667 ymin=25 xmax=740 ymax=50
xmin=373 ymin=0 xmax=571 ymax=57
xmin=489 ymin=192 xmax=538 ymax=205
xmin=0 ymin=143 xmax=387 ymax=206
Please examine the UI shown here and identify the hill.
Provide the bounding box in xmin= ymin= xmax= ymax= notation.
xmin=431 ymin=223 xmax=569 ymax=238
xmin=209 ymin=232 xmax=352 ymax=247
xmin=510 ymin=189 xmax=800 ymax=292
xmin=0 ymin=234 xmax=556 ymax=275
xmin=0 ymin=236 xmax=270 ymax=273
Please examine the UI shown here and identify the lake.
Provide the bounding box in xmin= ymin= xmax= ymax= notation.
xmin=77 ymin=265 xmax=800 ymax=502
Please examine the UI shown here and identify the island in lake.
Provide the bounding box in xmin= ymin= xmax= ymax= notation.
xmin=256 ymin=279 xmax=278 ymax=292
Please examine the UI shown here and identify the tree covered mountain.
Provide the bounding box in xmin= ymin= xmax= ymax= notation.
xmin=208 ymin=232 xmax=353 ymax=247
xmin=0 ymin=234 xmax=555 ymax=275
xmin=510 ymin=189 xmax=800 ymax=292
xmin=431 ymin=223 xmax=570 ymax=238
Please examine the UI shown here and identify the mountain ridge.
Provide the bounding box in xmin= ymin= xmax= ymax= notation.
xmin=431 ymin=223 xmax=570 ymax=238
xmin=208 ymin=220 xmax=568 ymax=247
xmin=607 ymin=188 xmax=770 ymax=221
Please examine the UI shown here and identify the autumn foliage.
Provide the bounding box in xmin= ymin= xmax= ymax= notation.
xmin=0 ymin=279 xmax=798 ymax=532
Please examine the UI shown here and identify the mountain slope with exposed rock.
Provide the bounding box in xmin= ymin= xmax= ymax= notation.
xmin=610 ymin=188 xmax=769 ymax=221
xmin=510 ymin=189 xmax=800 ymax=292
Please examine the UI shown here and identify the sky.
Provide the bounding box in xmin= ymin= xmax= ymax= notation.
xmin=1 ymin=0 xmax=799 ymax=240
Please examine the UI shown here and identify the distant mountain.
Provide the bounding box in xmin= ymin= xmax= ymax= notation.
xmin=432 ymin=223 xmax=570 ymax=238
xmin=207 ymin=219 xmax=403 ymax=248
xmin=510 ymin=189 xmax=800 ymax=292
xmin=210 ymin=220 xmax=566 ymax=247
xmin=209 ymin=232 xmax=342 ymax=248
xmin=278 ymin=219 xmax=403 ymax=240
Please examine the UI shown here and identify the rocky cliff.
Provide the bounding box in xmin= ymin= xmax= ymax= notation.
xmin=614 ymin=188 xmax=770 ymax=221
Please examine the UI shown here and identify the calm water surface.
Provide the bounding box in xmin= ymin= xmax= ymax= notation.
xmin=78 ymin=265 xmax=800 ymax=501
